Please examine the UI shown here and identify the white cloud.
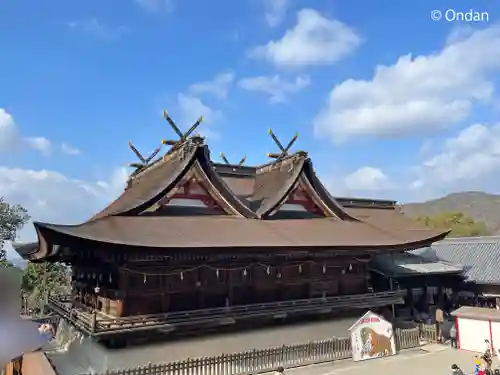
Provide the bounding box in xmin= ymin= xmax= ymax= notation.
xmin=250 ymin=8 xmax=361 ymax=68
xmin=344 ymin=166 xmax=393 ymax=191
xmin=176 ymin=94 xmax=221 ymax=139
xmin=67 ymin=18 xmax=127 ymax=41
xmin=25 ymin=137 xmax=51 ymax=155
xmin=0 ymin=166 xmax=128 ymax=258
xmin=314 ymin=25 xmax=500 ymax=143
xmin=135 ymin=0 xmax=173 ymax=13
xmin=335 ymin=123 xmax=500 ymax=201
xmin=411 ymin=123 xmax=500 ymax=192
xmin=238 ymin=75 xmax=310 ymax=103
xmin=188 ymin=72 xmax=235 ymax=99
xmin=61 ymin=143 xmax=81 ymax=155
xmin=0 ymin=109 xmax=52 ymax=155
xmin=263 ymin=0 xmax=289 ymax=27
xmin=0 ymin=109 xmax=20 ymax=152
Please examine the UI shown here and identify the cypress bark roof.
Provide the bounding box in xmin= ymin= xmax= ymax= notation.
xmin=14 ymin=137 xmax=449 ymax=260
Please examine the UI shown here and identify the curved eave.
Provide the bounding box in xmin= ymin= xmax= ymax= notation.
xmin=398 ymin=229 xmax=451 ymax=251
xmin=12 ymin=242 xmax=39 ymax=259
xmin=256 ymin=157 xmax=307 ymax=218
xmin=30 ymin=216 xmax=451 ymax=252
xmin=12 ymin=224 xmax=63 ymax=261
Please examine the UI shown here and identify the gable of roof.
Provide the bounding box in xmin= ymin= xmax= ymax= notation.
xmin=89 ymin=138 xmax=202 ymax=221
xmin=248 ymin=153 xmax=359 ymax=220
xmin=250 ymin=154 xmax=307 ymax=216
xmin=90 ymin=138 xmax=256 ymax=220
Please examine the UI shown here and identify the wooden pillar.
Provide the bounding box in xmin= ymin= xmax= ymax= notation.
xmin=389 ymin=277 xmax=396 ymax=318
xmin=422 ymin=284 xmax=429 ymax=311
xmin=437 ymin=284 xmax=444 ymax=307
xmin=228 ymin=269 xmax=233 ymax=307
xmin=307 ymin=263 xmax=313 ymax=299
xmin=406 ymin=287 xmax=413 ymax=308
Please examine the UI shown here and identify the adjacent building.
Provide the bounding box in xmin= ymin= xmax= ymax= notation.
xmin=413 ymin=236 xmax=500 ymax=307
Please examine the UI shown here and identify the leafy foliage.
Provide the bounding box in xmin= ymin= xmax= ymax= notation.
xmin=414 ymin=211 xmax=491 ymax=237
xmin=0 ymin=197 xmax=69 ymax=314
xmin=0 ymin=197 xmax=30 ymax=262
xmin=22 ymin=262 xmax=70 ymax=313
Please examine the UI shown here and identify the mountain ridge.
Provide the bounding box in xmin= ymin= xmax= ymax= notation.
xmin=402 ymin=191 xmax=500 ymax=235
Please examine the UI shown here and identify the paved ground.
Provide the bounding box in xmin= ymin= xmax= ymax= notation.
xmin=47 ymin=317 xmax=358 ymax=374
xmin=285 ymin=346 xmax=489 ymax=375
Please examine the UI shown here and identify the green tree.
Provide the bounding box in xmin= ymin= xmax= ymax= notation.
xmin=414 ymin=211 xmax=491 ymax=237
xmin=0 ymin=197 xmax=29 ymax=267
xmin=22 ymin=262 xmax=70 ymax=314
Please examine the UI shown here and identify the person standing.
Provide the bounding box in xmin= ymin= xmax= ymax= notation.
xmin=435 ymin=306 xmax=444 ymax=343
xmin=485 ymin=339 xmax=492 ymax=357
xmin=450 ymin=323 xmax=458 ymax=348
xmin=484 ymin=340 xmax=493 ymax=373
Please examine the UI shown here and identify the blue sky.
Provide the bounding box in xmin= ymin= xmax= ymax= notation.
xmin=1 ymin=0 xmax=500 ymax=249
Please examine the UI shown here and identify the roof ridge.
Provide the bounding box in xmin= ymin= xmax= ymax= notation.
xmin=256 ymin=151 xmax=308 ymax=172
xmin=130 ymin=136 xmax=205 ymax=184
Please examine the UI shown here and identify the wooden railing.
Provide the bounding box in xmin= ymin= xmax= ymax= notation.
xmin=419 ymin=323 xmax=438 ymax=342
xmin=94 ymin=326 xmax=436 ymax=375
xmin=48 ymin=291 xmax=405 ymax=336
xmin=47 ymin=296 xmax=95 ymax=334
xmin=29 ymin=315 xmax=61 ymax=327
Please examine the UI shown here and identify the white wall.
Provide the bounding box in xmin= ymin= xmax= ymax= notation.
xmin=458 ymin=318 xmax=490 ymax=353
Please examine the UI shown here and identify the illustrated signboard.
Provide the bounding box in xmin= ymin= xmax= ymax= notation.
xmin=349 ymin=310 xmax=396 ymax=362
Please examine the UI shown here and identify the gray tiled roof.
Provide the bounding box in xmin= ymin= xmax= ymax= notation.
xmin=371 ymin=253 xmax=463 ymax=277
xmin=411 ymin=236 xmax=500 ymax=284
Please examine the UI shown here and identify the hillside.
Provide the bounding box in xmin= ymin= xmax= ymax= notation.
xmin=402 ymin=192 xmax=500 ymax=235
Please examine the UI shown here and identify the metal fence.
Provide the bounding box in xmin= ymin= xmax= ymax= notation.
xmin=98 ymin=325 xmax=437 ymax=375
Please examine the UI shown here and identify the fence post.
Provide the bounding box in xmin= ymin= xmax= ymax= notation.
xmin=91 ymin=310 xmax=97 ymax=333
xmin=88 ymin=327 xmax=433 ymax=375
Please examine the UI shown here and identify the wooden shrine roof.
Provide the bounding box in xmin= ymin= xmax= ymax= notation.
xmin=31 ymin=216 xmax=446 ymax=252
xmin=15 ymin=135 xmax=449 ymax=260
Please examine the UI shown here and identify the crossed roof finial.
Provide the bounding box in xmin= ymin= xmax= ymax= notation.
xmin=219 ymin=152 xmax=246 ymax=166
xmin=267 ymin=129 xmax=299 ymax=161
xmin=127 ymin=142 xmax=163 ymax=175
xmin=127 ymin=111 xmax=204 ymax=176
xmin=161 ymin=111 xmax=204 ymax=153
